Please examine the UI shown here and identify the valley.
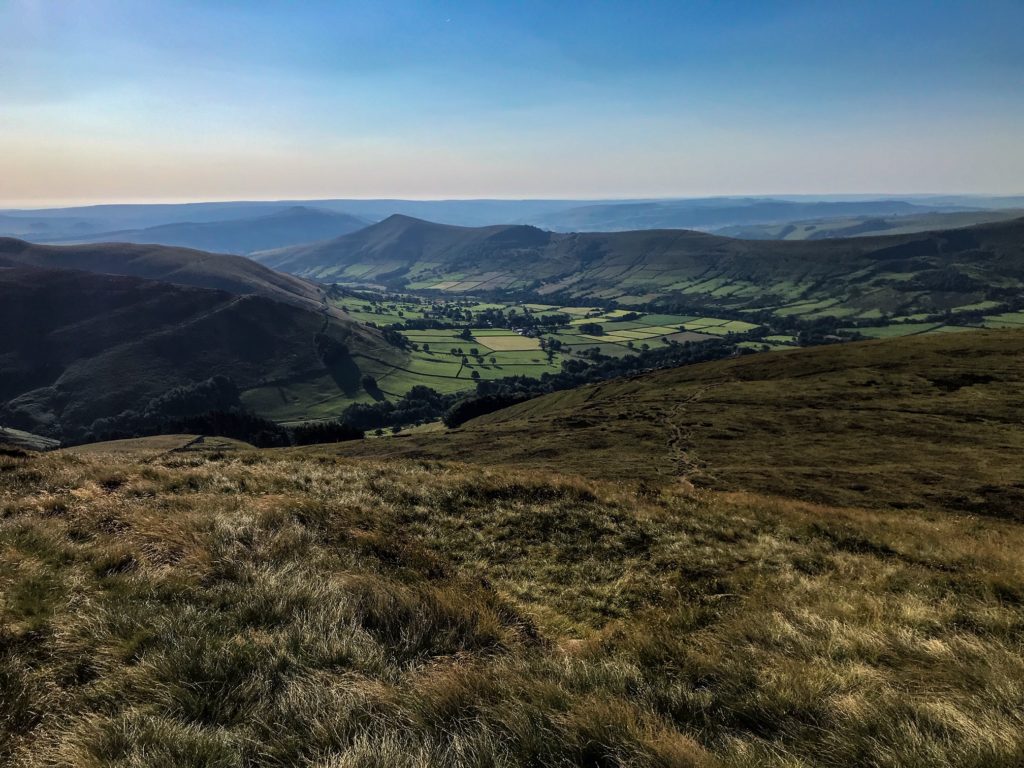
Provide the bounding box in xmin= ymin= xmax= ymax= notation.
xmin=5 ymin=212 xmax=1024 ymax=441
xmin=6 ymin=3 xmax=1024 ymax=765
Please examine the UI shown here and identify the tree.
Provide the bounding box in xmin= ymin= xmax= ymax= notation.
xmin=361 ymin=374 xmax=381 ymax=398
xmin=291 ymin=421 xmax=363 ymax=445
xmin=422 ymin=343 xmax=430 ymax=353
xmin=470 ymin=370 xmax=481 ymax=380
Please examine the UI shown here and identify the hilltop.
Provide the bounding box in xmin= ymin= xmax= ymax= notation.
xmin=255 ymin=213 xmax=555 ymax=283
xmin=257 ymin=214 xmax=1024 ymax=320
xmin=331 ymin=328 xmax=1024 ymax=517
xmin=0 ymin=236 xmax=330 ymax=313
xmin=42 ymin=206 xmax=369 ymax=255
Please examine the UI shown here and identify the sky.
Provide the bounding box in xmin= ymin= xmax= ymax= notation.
xmin=1 ymin=0 xmax=1023 ymax=206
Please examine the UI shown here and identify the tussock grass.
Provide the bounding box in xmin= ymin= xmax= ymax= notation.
xmin=2 ymin=450 xmax=1023 ymax=766
xmin=333 ymin=328 xmax=1024 ymax=519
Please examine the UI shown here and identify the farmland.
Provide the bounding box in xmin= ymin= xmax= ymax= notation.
xmin=329 ymin=296 xmax=757 ymax=397
xmin=237 ymin=214 xmax=1024 ymax=429
xmin=242 ymin=282 xmax=1022 ymax=430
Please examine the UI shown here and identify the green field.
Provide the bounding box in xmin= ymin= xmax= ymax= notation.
xmin=318 ymin=290 xmax=1023 ymax=425
xmin=319 ymin=298 xmax=764 ymax=405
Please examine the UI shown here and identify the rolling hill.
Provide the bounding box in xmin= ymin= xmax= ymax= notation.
xmin=330 ymin=327 xmax=1024 ymax=518
xmin=43 ymin=206 xmax=369 ymax=255
xmin=0 ymin=236 xmax=332 ymax=313
xmin=0 ymin=265 xmax=405 ymax=440
xmin=257 ymin=214 xmax=1024 ymax=319
xmin=714 ymin=208 xmax=1024 ymax=240
xmin=526 ymin=197 xmax=947 ymax=232
xmin=255 ymin=213 xmax=556 ymax=282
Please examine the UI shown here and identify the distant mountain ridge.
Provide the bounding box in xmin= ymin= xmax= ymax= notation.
xmin=256 ymin=214 xmax=556 ymax=278
xmin=254 ymin=213 xmax=1024 ymax=318
xmin=6 ymin=195 xmax=1023 ymax=237
xmin=714 ymin=208 xmax=1024 ymax=240
xmin=526 ymin=198 xmax=948 ymax=232
xmin=39 ymin=206 xmax=369 ymax=255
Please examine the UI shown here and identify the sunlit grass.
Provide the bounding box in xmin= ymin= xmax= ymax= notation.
xmin=2 ymin=448 xmax=1022 ymax=766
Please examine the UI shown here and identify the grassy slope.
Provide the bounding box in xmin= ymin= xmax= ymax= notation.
xmin=333 ymin=328 xmax=1024 ymax=518
xmin=0 ymin=427 xmax=59 ymax=453
xmin=60 ymin=434 xmax=254 ymax=456
xmin=2 ymin=448 xmax=1022 ymax=767
xmin=0 ymin=267 xmax=405 ymax=435
xmin=714 ymin=208 xmax=1024 ymax=240
xmin=0 ymin=236 xmax=329 ymax=313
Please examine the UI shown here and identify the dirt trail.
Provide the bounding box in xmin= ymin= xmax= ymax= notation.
xmin=662 ymin=381 xmax=724 ymax=490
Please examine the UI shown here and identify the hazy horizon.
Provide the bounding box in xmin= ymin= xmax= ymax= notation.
xmin=5 ymin=191 xmax=1024 ymax=213
xmin=2 ymin=0 xmax=1022 ymax=206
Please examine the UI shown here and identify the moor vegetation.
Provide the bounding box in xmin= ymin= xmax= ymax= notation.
xmin=2 ymin=446 xmax=1022 ymax=767
xmin=334 ymin=328 xmax=1024 ymax=517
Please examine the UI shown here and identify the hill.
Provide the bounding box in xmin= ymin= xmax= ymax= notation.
xmin=0 ymin=266 xmax=405 ymax=440
xmin=331 ymin=328 xmax=1024 ymax=518
xmin=257 ymin=214 xmax=1024 ymax=320
xmin=44 ymin=206 xmax=369 ymax=255
xmin=527 ymin=198 xmax=943 ymax=232
xmin=2 ymin=424 xmax=1022 ymax=766
xmin=0 ymin=236 xmax=333 ymax=314
xmin=255 ymin=213 xmax=556 ymax=282
xmin=715 ymin=208 xmax=1024 ymax=240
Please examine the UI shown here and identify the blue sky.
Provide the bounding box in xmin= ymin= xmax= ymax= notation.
xmin=1 ymin=0 xmax=1022 ymax=204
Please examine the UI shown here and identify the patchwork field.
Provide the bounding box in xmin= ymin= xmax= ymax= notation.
xmin=471 ymin=334 xmax=540 ymax=351
xmin=231 ymin=283 xmax=1024 ymax=430
xmin=315 ymin=298 xmax=763 ymax=403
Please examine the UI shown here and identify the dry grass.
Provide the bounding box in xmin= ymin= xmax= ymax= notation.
xmin=2 ymin=449 xmax=1023 ymax=767
xmin=332 ymin=328 xmax=1024 ymax=518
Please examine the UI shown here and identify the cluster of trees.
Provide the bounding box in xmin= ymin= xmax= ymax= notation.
xmin=442 ymin=392 xmax=531 ymax=428
xmin=383 ymin=303 xmax=572 ymax=335
xmin=472 ymin=336 xmax=736 ymax=403
xmin=72 ymin=376 xmax=365 ymax=449
xmin=339 ymin=385 xmax=460 ymax=432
